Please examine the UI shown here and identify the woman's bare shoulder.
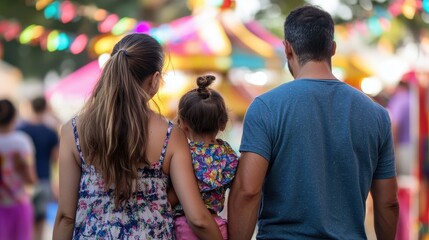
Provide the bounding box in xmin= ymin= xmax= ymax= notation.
xmin=58 ymin=118 xmax=81 ymax=165
xmin=59 ymin=119 xmax=73 ymax=138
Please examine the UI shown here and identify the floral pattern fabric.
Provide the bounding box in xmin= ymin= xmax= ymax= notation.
xmin=72 ymin=117 xmax=175 ymax=240
xmin=175 ymin=139 xmax=238 ymax=214
xmin=0 ymin=132 xmax=33 ymax=206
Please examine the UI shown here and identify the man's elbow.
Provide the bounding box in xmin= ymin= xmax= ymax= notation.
xmin=376 ymin=195 xmax=399 ymax=213
xmin=233 ymin=184 xmax=261 ymax=201
xmin=387 ymin=198 xmax=400 ymax=216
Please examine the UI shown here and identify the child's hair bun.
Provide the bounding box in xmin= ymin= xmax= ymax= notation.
xmin=197 ymin=75 xmax=216 ymax=99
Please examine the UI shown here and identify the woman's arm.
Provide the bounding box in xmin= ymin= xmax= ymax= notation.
xmin=53 ymin=121 xmax=82 ymax=240
xmin=168 ymin=127 xmax=222 ymax=240
xmin=167 ymin=184 xmax=179 ymax=207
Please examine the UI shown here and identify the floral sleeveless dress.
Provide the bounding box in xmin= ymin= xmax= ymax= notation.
xmin=72 ymin=117 xmax=175 ymax=239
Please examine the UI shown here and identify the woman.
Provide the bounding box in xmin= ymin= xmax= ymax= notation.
xmin=53 ymin=33 xmax=222 ymax=239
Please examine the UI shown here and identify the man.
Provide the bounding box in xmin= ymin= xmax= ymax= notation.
xmin=228 ymin=5 xmax=399 ymax=240
xmin=18 ymin=96 xmax=59 ymax=240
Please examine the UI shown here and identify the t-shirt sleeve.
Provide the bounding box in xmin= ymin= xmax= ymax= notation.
xmin=373 ymin=111 xmax=396 ymax=179
xmin=17 ymin=132 xmax=35 ymax=164
xmin=50 ymin=129 xmax=59 ymax=148
xmin=239 ymin=98 xmax=272 ymax=162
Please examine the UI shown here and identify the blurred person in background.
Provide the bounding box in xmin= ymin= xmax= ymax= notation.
xmin=0 ymin=98 xmax=37 ymax=240
xmin=228 ymin=5 xmax=398 ymax=240
xmin=387 ymin=72 xmax=418 ymax=240
xmin=413 ymin=69 xmax=429 ymax=238
xmin=18 ymin=96 xmax=59 ymax=240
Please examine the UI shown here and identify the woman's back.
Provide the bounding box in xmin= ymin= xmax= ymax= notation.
xmin=72 ymin=115 xmax=175 ymax=239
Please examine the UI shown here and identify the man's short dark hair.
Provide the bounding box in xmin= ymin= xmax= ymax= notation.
xmin=284 ymin=5 xmax=335 ymax=66
xmin=31 ymin=96 xmax=47 ymax=114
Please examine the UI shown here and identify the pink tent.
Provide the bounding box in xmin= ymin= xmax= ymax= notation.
xmin=45 ymin=60 xmax=101 ymax=100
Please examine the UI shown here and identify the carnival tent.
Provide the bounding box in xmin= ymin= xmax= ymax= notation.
xmin=45 ymin=60 xmax=100 ymax=100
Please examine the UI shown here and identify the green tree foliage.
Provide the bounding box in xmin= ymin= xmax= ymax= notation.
xmin=1 ymin=0 xmax=427 ymax=80
xmin=256 ymin=0 xmax=428 ymax=49
xmin=0 ymin=0 xmax=189 ymax=80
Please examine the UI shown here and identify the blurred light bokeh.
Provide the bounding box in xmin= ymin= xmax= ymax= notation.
xmin=1 ymin=0 xmax=429 ymax=239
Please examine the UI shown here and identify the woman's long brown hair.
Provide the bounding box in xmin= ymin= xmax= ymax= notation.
xmin=77 ymin=33 xmax=164 ymax=207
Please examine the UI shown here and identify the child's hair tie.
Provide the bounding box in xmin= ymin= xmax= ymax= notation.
xmin=118 ymin=49 xmax=129 ymax=57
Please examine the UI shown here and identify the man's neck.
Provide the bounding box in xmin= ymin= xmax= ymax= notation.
xmin=293 ymin=61 xmax=337 ymax=80
xmin=29 ymin=113 xmax=44 ymax=124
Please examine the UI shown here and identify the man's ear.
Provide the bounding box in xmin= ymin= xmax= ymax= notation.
xmin=331 ymin=41 xmax=337 ymax=56
xmin=283 ymin=40 xmax=294 ymax=59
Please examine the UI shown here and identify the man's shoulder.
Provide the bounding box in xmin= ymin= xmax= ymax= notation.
xmin=255 ymin=80 xmax=320 ymax=106
xmin=16 ymin=120 xmax=31 ymax=130
xmin=18 ymin=121 xmax=58 ymax=137
xmin=257 ymin=82 xmax=293 ymax=101
xmin=259 ymin=79 xmax=327 ymax=96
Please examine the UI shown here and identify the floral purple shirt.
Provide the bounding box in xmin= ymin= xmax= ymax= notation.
xmin=175 ymin=139 xmax=238 ymax=215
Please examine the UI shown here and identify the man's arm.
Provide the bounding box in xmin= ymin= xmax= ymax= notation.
xmin=50 ymin=136 xmax=60 ymax=200
xmin=228 ymin=152 xmax=268 ymax=240
xmin=370 ymin=177 xmax=399 ymax=240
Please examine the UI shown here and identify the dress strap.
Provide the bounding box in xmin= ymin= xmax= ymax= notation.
xmin=71 ymin=116 xmax=85 ymax=165
xmin=159 ymin=121 xmax=173 ymax=166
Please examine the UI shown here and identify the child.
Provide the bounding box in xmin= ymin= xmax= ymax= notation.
xmin=172 ymin=75 xmax=239 ymax=239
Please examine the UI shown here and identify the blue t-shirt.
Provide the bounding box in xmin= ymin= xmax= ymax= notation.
xmin=240 ymin=79 xmax=395 ymax=239
xmin=18 ymin=122 xmax=58 ymax=180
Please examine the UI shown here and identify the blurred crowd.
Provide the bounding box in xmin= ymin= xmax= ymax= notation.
xmin=368 ymin=69 xmax=429 ymax=240
xmin=0 ymin=96 xmax=59 ymax=240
